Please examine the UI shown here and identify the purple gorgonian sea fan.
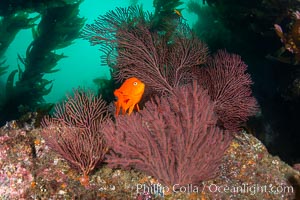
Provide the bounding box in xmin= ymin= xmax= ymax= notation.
xmin=102 ymin=82 xmax=233 ymax=187
xmin=81 ymin=6 xmax=258 ymax=131
xmin=41 ymin=89 xmax=109 ymax=187
xmin=195 ymin=50 xmax=259 ymax=132
xmin=81 ymin=6 xmax=209 ymax=94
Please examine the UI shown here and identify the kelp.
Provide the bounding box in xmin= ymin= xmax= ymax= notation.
xmin=151 ymin=0 xmax=184 ymax=38
xmin=0 ymin=12 xmax=39 ymax=57
xmin=0 ymin=0 xmax=81 ymax=16
xmin=0 ymin=2 xmax=85 ymax=125
xmin=189 ymin=0 xmax=300 ymax=53
xmin=0 ymin=59 xmax=8 ymax=76
xmin=186 ymin=1 xmax=232 ymax=51
xmin=0 ymin=13 xmax=38 ymax=83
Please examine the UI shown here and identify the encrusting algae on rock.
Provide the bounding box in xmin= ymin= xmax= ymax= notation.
xmin=0 ymin=123 xmax=299 ymax=199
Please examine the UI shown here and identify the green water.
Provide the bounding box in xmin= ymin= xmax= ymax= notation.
xmin=2 ymin=0 xmax=197 ymax=103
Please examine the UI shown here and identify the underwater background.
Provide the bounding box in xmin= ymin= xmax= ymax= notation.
xmin=0 ymin=0 xmax=300 ymax=199
xmin=1 ymin=0 xmax=158 ymax=103
xmin=0 ymin=0 xmax=300 ymax=191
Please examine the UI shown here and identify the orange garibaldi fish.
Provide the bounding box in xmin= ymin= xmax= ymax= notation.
xmin=114 ymin=77 xmax=145 ymax=116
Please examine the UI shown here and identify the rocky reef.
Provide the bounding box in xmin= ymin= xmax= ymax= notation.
xmin=0 ymin=122 xmax=299 ymax=199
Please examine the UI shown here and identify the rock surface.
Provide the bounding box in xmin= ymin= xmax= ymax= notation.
xmin=0 ymin=122 xmax=299 ymax=199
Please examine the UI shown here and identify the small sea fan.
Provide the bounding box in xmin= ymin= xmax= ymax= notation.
xmin=196 ymin=50 xmax=259 ymax=132
xmin=41 ymin=89 xmax=109 ymax=186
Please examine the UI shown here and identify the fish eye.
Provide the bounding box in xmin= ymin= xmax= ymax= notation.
xmin=133 ymin=81 xmax=138 ymax=86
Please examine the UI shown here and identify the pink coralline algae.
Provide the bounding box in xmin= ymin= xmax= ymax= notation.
xmin=293 ymin=163 xmax=300 ymax=172
xmin=0 ymin=131 xmax=34 ymax=199
xmin=0 ymin=118 xmax=299 ymax=199
xmin=0 ymin=135 xmax=9 ymax=160
xmin=0 ymin=163 xmax=34 ymax=198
